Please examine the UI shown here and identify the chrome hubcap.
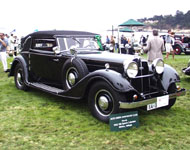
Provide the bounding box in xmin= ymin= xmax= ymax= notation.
xmin=68 ymin=72 xmax=76 ymax=86
xmin=95 ymin=89 xmax=114 ymax=116
xmin=66 ymin=67 xmax=78 ymax=89
xmin=17 ymin=71 xmax=23 ymax=87
xmin=98 ymin=96 xmax=109 ymax=110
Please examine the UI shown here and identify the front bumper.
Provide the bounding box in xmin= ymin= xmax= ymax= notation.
xmin=119 ymin=88 xmax=186 ymax=109
xmin=182 ymin=67 xmax=190 ymax=75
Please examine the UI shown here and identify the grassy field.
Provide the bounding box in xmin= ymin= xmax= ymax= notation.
xmin=0 ymin=54 xmax=190 ymax=150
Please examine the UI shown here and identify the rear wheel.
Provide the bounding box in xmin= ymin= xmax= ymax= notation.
xmin=14 ymin=64 xmax=28 ymax=91
xmin=184 ymin=50 xmax=190 ymax=55
xmin=88 ymin=81 xmax=124 ymax=123
xmin=173 ymin=45 xmax=182 ymax=55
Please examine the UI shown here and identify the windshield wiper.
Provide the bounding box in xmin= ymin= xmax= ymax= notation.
xmin=72 ymin=37 xmax=81 ymax=44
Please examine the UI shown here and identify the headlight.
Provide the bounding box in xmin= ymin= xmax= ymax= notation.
xmin=123 ymin=61 xmax=138 ymax=78
xmin=152 ymin=58 xmax=164 ymax=74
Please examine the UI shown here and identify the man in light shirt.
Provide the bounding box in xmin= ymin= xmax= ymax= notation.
xmin=0 ymin=32 xmax=9 ymax=72
xmin=143 ymin=30 xmax=165 ymax=63
xmin=165 ymin=29 xmax=175 ymax=59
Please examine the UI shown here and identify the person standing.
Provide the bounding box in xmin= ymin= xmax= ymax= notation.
xmin=9 ymin=33 xmax=15 ymax=57
xmin=13 ymin=35 xmax=19 ymax=56
xmin=121 ymin=35 xmax=128 ymax=54
xmin=143 ymin=30 xmax=165 ymax=63
xmin=165 ymin=29 xmax=174 ymax=59
xmin=130 ymin=34 xmax=135 ymax=47
xmin=114 ymin=36 xmax=119 ymax=53
xmin=106 ymin=35 xmax=110 ymax=44
xmin=170 ymin=32 xmax=175 ymax=59
xmin=139 ymin=35 xmax=145 ymax=46
xmin=0 ymin=32 xmax=9 ymax=72
xmin=110 ymin=36 xmax=115 ymax=53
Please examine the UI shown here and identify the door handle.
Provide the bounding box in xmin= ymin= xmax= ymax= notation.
xmin=52 ymin=58 xmax=59 ymax=62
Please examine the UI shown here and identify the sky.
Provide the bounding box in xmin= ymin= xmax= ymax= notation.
xmin=1 ymin=0 xmax=190 ymax=36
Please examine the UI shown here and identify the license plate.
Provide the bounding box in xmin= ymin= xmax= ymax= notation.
xmin=147 ymin=95 xmax=169 ymax=111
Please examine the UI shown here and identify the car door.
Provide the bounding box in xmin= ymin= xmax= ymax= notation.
xmin=29 ymin=38 xmax=63 ymax=83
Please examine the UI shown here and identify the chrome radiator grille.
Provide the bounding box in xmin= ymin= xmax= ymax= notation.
xmin=130 ymin=59 xmax=152 ymax=93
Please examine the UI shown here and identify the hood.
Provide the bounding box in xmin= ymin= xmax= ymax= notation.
xmin=76 ymin=51 xmax=140 ymax=64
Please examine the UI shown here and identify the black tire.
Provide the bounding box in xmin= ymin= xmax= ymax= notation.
xmin=184 ymin=51 xmax=190 ymax=55
xmin=88 ymin=81 xmax=124 ymax=123
xmin=62 ymin=58 xmax=89 ymax=90
xmin=173 ymin=45 xmax=182 ymax=55
xmin=14 ymin=64 xmax=28 ymax=91
xmin=163 ymin=83 xmax=177 ymax=110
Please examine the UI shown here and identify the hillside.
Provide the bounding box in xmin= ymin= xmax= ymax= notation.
xmin=138 ymin=10 xmax=190 ymax=30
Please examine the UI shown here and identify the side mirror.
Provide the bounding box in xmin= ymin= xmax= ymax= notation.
xmin=53 ymin=46 xmax=60 ymax=54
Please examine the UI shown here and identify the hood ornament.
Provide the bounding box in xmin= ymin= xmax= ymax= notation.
xmin=70 ymin=48 xmax=77 ymax=57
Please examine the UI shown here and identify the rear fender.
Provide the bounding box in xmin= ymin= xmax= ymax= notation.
xmin=9 ymin=56 xmax=29 ymax=84
xmin=175 ymin=43 xmax=184 ymax=50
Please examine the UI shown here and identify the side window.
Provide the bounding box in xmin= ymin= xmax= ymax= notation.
xmin=57 ymin=38 xmax=66 ymax=50
xmin=31 ymin=39 xmax=56 ymax=51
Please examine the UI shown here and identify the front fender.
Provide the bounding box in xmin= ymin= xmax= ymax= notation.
xmin=86 ymin=69 xmax=135 ymax=92
xmin=161 ymin=64 xmax=180 ymax=91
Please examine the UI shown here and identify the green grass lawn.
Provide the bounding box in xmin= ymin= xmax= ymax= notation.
xmin=0 ymin=54 xmax=190 ymax=150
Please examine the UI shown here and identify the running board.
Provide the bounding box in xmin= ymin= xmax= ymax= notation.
xmin=30 ymin=82 xmax=64 ymax=94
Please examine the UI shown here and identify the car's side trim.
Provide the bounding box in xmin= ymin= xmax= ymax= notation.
xmin=119 ymin=88 xmax=186 ymax=109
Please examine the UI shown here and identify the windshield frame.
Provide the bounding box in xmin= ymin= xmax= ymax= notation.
xmin=55 ymin=35 xmax=100 ymax=51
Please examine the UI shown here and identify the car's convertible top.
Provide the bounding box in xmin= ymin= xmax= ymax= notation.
xmin=24 ymin=30 xmax=98 ymax=39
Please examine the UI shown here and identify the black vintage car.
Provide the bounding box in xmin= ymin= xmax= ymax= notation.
xmin=161 ymin=34 xmax=190 ymax=55
xmin=9 ymin=30 xmax=185 ymax=123
xmin=182 ymin=59 xmax=190 ymax=75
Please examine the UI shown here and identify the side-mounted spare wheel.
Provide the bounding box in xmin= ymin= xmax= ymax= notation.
xmin=62 ymin=58 xmax=89 ymax=90
xmin=88 ymin=81 xmax=125 ymax=123
xmin=14 ymin=64 xmax=28 ymax=91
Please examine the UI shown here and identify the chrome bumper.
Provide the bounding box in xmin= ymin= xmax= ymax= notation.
xmin=182 ymin=67 xmax=190 ymax=75
xmin=119 ymin=89 xmax=186 ymax=109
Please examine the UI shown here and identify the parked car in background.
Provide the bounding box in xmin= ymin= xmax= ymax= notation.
xmin=9 ymin=30 xmax=186 ymax=123
xmin=161 ymin=34 xmax=190 ymax=55
xmin=181 ymin=36 xmax=190 ymax=55
xmin=182 ymin=59 xmax=190 ymax=75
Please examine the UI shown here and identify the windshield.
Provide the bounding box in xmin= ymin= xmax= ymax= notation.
xmin=58 ymin=37 xmax=99 ymax=50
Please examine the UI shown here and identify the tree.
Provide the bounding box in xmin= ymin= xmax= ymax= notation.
xmin=139 ymin=10 xmax=190 ymax=29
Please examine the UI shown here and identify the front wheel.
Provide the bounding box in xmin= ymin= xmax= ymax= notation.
xmin=163 ymin=83 xmax=177 ymax=110
xmin=14 ymin=64 xmax=28 ymax=91
xmin=88 ymin=81 xmax=124 ymax=123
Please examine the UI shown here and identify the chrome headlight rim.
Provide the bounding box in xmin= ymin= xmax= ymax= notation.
xmin=123 ymin=61 xmax=138 ymax=78
xmin=152 ymin=58 xmax=164 ymax=74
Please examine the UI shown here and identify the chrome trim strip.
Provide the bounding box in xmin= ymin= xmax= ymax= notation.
xmin=131 ymin=74 xmax=154 ymax=79
xmin=119 ymin=89 xmax=186 ymax=109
